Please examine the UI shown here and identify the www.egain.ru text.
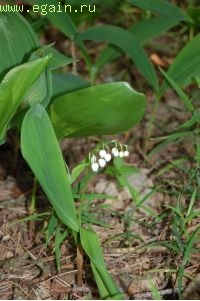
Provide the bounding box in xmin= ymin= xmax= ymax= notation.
xmin=0 ymin=2 xmax=96 ymax=15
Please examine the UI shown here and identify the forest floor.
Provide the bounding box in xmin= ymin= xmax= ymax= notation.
xmin=0 ymin=24 xmax=200 ymax=300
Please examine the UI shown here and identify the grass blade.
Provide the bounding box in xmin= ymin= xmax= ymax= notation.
xmin=160 ymin=68 xmax=194 ymax=112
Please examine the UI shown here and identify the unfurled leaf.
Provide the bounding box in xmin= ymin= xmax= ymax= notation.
xmin=50 ymin=82 xmax=146 ymax=139
xmin=21 ymin=104 xmax=79 ymax=232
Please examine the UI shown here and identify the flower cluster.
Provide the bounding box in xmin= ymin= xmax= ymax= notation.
xmin=89 ymin=141 xmax=129 ymax=172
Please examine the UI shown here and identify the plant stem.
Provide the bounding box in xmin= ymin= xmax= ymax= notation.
xmin=78 ymin=43 xmax=95 ymax=84
xmin=28 ymin=177 xmax=37 ymax=240
xmin=77 ymin=243 xmax=84 ymax=286
xmin=30 ymin=176 xmax=37 ymax=214
xmin=71 ymin=41 xmax=78 ymax=75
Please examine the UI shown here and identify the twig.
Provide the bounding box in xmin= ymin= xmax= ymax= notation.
xmin=133 ymin=287 xmax=178 ymax=299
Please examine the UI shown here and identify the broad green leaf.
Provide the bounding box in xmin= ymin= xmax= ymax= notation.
xmin=0 ymin=56 xmax=50 ymax=143
xmin=21 ymin=104 xmax=79 ymax=232
xmin=80 ymin=227 xmax=123 ymax=299
xmin=0 ymin=12 xmax=39 ymax=80
xmin=94 ymin=15 xmax=184 ymax=76
xmin=28 ymin=0 xmax=77 ymax=38
xmin=165 ymin=34 xmax=200 ymax=87
xmin=50 ymin=82 xmax=146 ymax=139
xmin=127 ymin=0 xmax=187 ymax=19
xmin=52 ymin=73 xmax=89 ymax=99
xmin=76 ymin=25 xmax=158 ymax=91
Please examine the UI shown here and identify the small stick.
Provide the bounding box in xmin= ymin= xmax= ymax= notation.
xmin=133 ymin=287 xmax=178 ymax=299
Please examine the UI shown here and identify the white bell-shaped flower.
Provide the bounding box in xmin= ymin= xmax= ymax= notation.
xmin=123 ymin=150 xmax=129 ymax=157
xmin=119 ymin=151 xmax=124 ymax=157
xmin=90 ymin=154 xmax=96 ymax=163
xmin=111 ymin=147 xmax=119 ymax=157
xmin=91 ymin=162 xmax=99 ymax=172
xmin=104 ymin=153 xmax=112 ymax=162
xmin=98 ymin=158 xmax=106 ymax=168
xmin=99 ymin=149 xmax=107 ymax=158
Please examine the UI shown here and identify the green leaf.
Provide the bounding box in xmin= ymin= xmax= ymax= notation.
xmin=127 ymin=0 xmax=187 ymax=19
xmin=0 ymin=12 xmax=39 ymax=80
xmin=183 ymin=226 xmax=200 ymax=265
xmin=52 ymin=73 xmax=89 ymax=99
xmin=75 ymin=25 xmax=158 ymax=91
xmin=21 ymin=45 xmax=74 ymax=109
xmin=94 ymin=14 xmax=186 ymax=77
xmin=33 ymin=45 xmax=74 ymax=70
xmin=22 ymin=67 xmax=52 ymax=108
xmin=50 ymin=82 xmax=146 ymax=139
xmin=147 ymin=130 xmax=194 ymax=157
xmin=160 ymin=68 xmax=194 ymax=112
xmin=80 ymin=227 xmax=123 ymax=299
xmin=130 ymin=16 xmax=184 ymax=44
xmin=0 ymin=56 xmax=50 ymax=144
xmin=187 ymin=7 xmax=200 ymax=29
xmin=45 ymin=214 xmax=58 ymax=246
xmin=70 ymin=162 xmax=89 ymax=184
xmin=186 ymin=189 xmax=196 ymax=220
xmin=165 ymin=34 xmax=200 ymax=87
xmin=21 ymin=104 xmax=79 ymax=232
xmin=147 ymin=277 xmax=162 ymax=300
xmin=55 ymin=225 xmax=68 ymax=271
xmin=28 ymin=0 xmax=77 ymax=38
